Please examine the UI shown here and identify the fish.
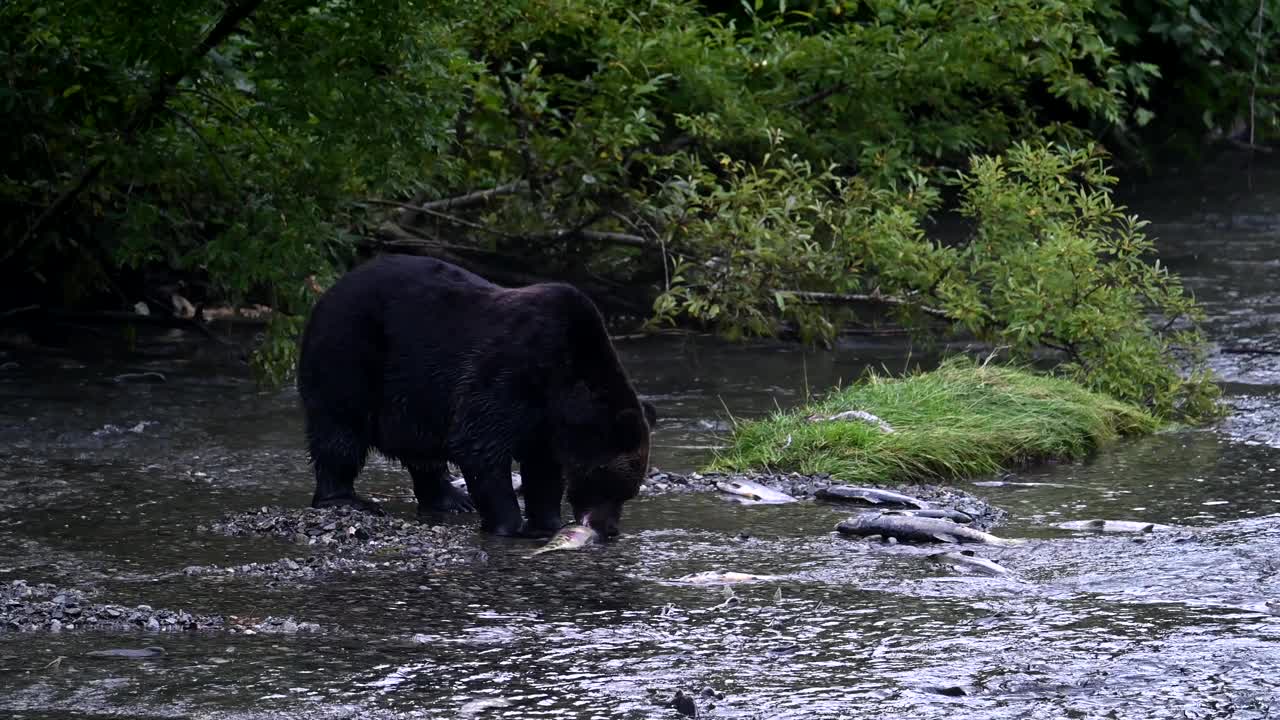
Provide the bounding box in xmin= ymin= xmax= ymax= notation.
xmin=672 ymin=570 xmax=782 ymax=585
xmin=1055 ymin=519 xmax=1169 ymax=533
xmin=836 ymin=513 xmax=1020 ymax=546
xmin=815 ymin=485 xmax=928 ymax=508
xmin=928 ymin=550 xmax=1011 ymax=576
xmin=526 ymin=524 xmax=599 ymax=557
xmin=879 ymin=508 xmax=974 ymax=524
xmin=806 ymin=409 xmax=895 ymax=433
xmin=714 ymin=478 xmax=797 ymax=504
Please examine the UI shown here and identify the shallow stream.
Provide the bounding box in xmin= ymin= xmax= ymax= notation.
xmin=1 ymin=154 xmax=1279 ymax=719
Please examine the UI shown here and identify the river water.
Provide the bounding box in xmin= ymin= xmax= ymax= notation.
xmin=1 ymin=153 xmax=1278 ymax=719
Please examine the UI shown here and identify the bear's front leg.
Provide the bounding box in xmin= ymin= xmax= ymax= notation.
xmin=518 ymin=452 xmax=564 ymax=538
xmin=459 ymin=462 xmax=523 ymax=537
xmin=409 ymin=462 xmax=476 ymax=516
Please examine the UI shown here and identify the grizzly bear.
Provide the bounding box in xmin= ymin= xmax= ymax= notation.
xmin=297 ymin=254 xmax=656 ymax=537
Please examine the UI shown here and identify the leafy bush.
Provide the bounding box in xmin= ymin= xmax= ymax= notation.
xmin=653 ymin=141 xmax=1220 ymax=419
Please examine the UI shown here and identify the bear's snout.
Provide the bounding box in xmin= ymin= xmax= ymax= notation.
xmin=577 ymin=504 xmax=622 ymax=538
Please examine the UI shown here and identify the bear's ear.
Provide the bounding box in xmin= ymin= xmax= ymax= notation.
xmin=613 ymin=407 xmax=650 ymax=449
xmin=641 ymin=400 xmax=658 ymax=428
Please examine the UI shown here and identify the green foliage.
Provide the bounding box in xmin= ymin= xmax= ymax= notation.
xmin=1 ymin=0 xmax=470 ymax=376
xmin=653 ymin=141 xmax=1219 ymax=419
xmin=1096 ymin=0 xmax=1278 ymax=144
xmin=948 ymin=143 xmax=1221 ymax=419
xmin=709 ymin=357 xmax=1160 ymax=482
xmin=0 ymin=0 xmax=1228 ymax=416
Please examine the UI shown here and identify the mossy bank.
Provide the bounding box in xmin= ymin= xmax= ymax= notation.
xmin=709 ymin=358 xmax=1160 ymax=485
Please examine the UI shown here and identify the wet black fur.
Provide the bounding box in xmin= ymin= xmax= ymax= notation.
xmin=296 ymin=254 xmax=657 ymax=537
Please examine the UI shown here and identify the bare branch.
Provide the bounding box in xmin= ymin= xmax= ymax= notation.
xmin=526 ymin=229 xmax=657 ymax=250
xmin=0 ymin=305 xmax=40 ymax=321
xmin=359 ymin=199 xmax=514 ymax=237
xmin=362 ymin=200 xmax=660 ymax=251
xmin=417 ymin=181 xmax=528 ymax=212
xmin=783 ymin=289 xmax=953 ymax=320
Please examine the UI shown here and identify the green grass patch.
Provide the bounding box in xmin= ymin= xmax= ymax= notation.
xmin=707 ymin=357 xmax=1159 ymax=484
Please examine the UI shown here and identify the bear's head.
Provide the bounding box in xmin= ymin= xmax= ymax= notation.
xmin=559 ymin=391 xmax=658 ymax=538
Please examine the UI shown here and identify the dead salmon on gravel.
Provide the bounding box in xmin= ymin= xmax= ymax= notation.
xmin=714 ymin=478 xmax=797 ymax=504
xmin=836 ymin=513 xmax=1020 ymax=546
xmin=815 ymin=485 xmax=928 ymax=508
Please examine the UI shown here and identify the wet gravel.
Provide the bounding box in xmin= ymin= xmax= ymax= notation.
xmin=1 ymin=580 xmax=318 ymax=635
xmin=199 ymin=506 xmax=487 ymax=576
xmin=643 ymin=469 xmax=1006 ymax=529
xmin=2 ymin=482 xmax=1005 ymax=637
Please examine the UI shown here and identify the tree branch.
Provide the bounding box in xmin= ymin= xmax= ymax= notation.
xmin=786 ymin=82 xmax=849 ymax=110
xmin=359 ymin=199 xmax=514 ymax=237
xmin=362 ymin=200 xmax=660 ymax=251
xmin=3 ymin=0 xmax=265 ymax=267
xmin=783 ymin=289 xmax=953 ymax=320
xmin=416 ymin=181 xmax=528 ymax=212
xmin=525 ymin=229 xmax=658 ymax=250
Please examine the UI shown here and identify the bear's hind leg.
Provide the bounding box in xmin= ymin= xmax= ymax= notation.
xmin=307 ymin=418 xmax=384 ymax=515
xmin=409 ymin=462 xmax=476 ymax=516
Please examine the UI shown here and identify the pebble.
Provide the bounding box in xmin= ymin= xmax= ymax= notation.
xmin=201 ymin=506 xmax=485 ymax=581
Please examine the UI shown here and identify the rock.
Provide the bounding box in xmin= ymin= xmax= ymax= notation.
xmin=669 ymin=690 xmax=697 ymax=717
xmin=280 ymin=620 xmax=299 ymax=634
xmin=0 ymin=581 xmax=225 ymax=634
xmin=931 ymin=685 xmax=972 ymax=697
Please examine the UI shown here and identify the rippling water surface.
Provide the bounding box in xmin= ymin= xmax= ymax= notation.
xmin=1 ymin=154 xmax=1279 ymax=719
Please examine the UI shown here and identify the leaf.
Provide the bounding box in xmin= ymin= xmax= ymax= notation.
xmin=62 ymin=84 xmax=83 ymax=98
